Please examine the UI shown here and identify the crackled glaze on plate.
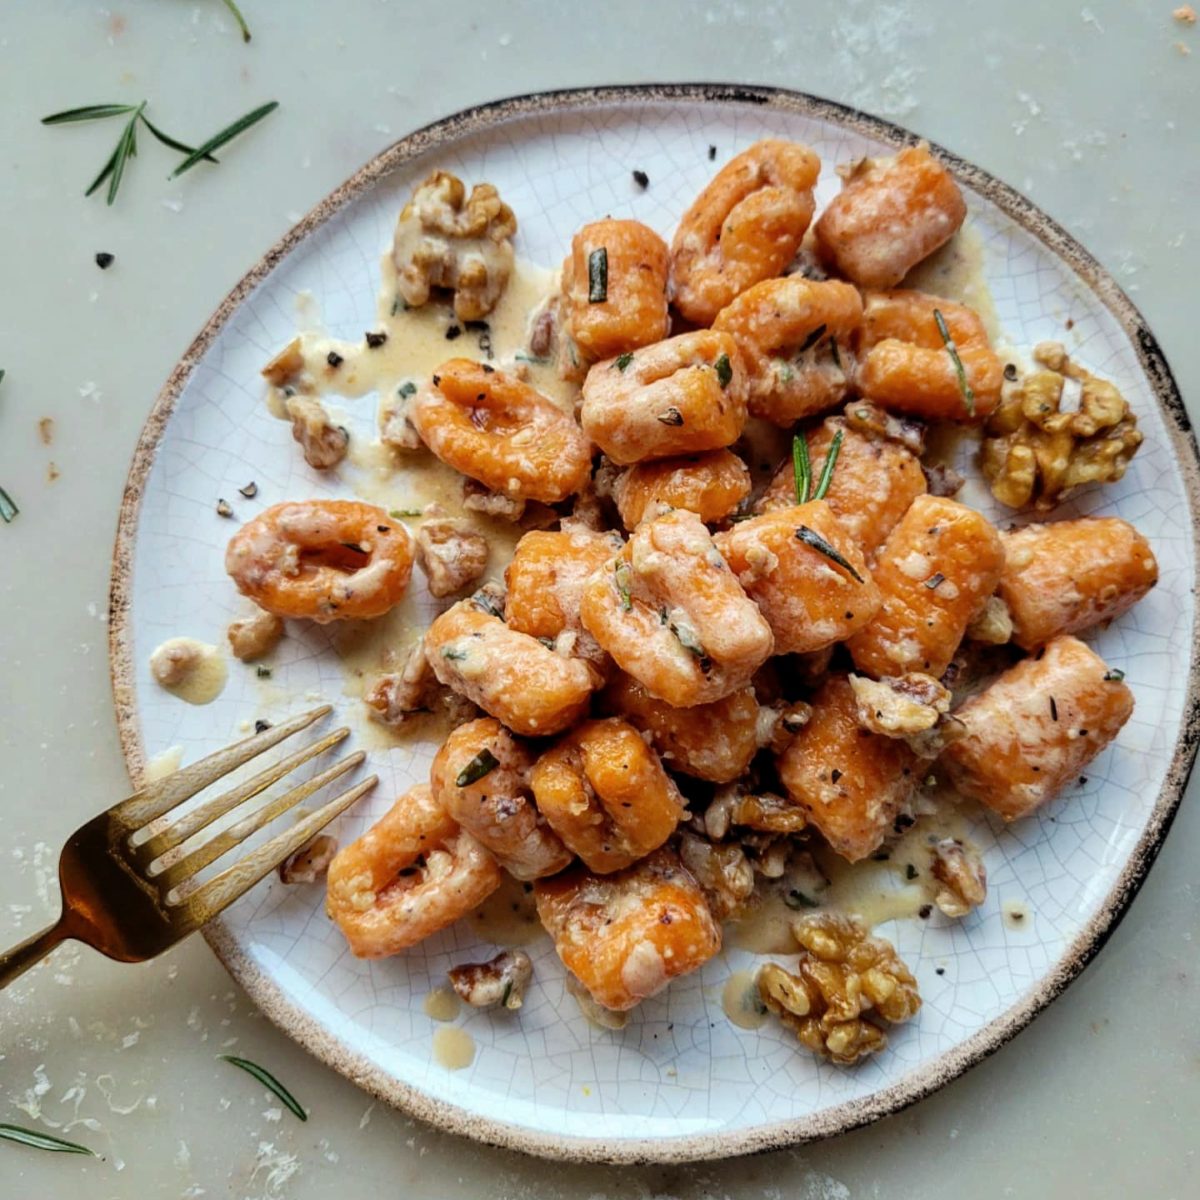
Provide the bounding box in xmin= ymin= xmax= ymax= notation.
xmin=108 ymin=86 xmax=1200 ymax=1163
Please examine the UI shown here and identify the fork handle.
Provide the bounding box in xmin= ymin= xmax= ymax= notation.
xmin=0 ymin=921 xmax=70 ymax=990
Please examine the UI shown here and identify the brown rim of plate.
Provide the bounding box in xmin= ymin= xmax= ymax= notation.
xmin=106 ymin=83 xmax=1200 ymax=1164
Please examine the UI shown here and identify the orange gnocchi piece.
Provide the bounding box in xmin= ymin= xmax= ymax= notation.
xmin=559 ymin=219 xmax=670 ymax=375
xmin=580 ymin=509 xmax=774 ymax=707
xmin=756 ymin=417 xmax=927 ymax=560
xmin=425 ymin=591 xmax=599 ymax=735
xmin=409 ymin=359 xmax=591 ymax=502
xmin=814 ymin=144 xmax=967 ymax=289
xmin=430 ymin=718 xmax=573 ymax=879
xmin=712 ymin=277 xmax=863 ymax=426
xmin=504 ymin=528 xmax=623 ymax=663
xmin=611 ymin=449 xmax=751 ymax=530
xmin=777 ymin=675 xmax=920 ymax=863
xmin=326 ymin=784 xmax=502 ymax=957
xmin=714 ymin=500 xmax=880 ymax=655
xmin=847 ymin=495 xmax=1005 ymax=680
xmin=670 ymin=139 xmax=821 ymax=325
xmin=580 ymin=330 xmax=748 ymax=465
xmin=535 ymin=847 xmax=721 ymax=1011
xmin=941 ymin=636 xmax=1135 ymax=822
xmin=997 ymin=518 xmax=1158 ymax=651
xmin=530 ymin=718 xmax=685 ymax=873
xmin=225 ymin=500 xmax=414 ymax=624
xmin=854 ymin=290 xmax=1003 ymax=423
xmin=600 ymin=674 xmax=764 ymax=784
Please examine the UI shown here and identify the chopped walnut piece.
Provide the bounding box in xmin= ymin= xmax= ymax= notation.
xmin=921 ymin=462 xmax=965 ymax=498
xmin=849 ymin=672 xmax=950 ymax=736
xmin=528 ymin=306 xmax=555 ymax=358
xmin=981 ymin=344 xmax=1142 ymax=511
xmin=261 ymin=336 xmax=306 ymax=388
xmin=227 ymin=609 xmax=285 ymax=662
xmin=364 ymin=635 xmax=477 ymax=729
xmin=678 ymin=830 xmax=756 ymax=921
xmin=379 ymin=391 xmax=423 ymax=450
xmin=842 ymin=399 xmax=926 ymax=455
xmin=966 ymin=594 xmax=1013 ymax=645
xmin=277 ymin=833 xmax=338 ymax=884
xmin=929 ymin=838 xmax=987 ymax=918
xmin=760 ymin=700 xmax=812 ymax=753
xmin=392 ymin=170 xmax=517 ymax=321
xmin=416 ymin=518 xmax=489 ymax=598
xmin=448 ymin=949 xmax=533 ymax=1010
xmin=462 ymin=477 xmax=526 ymax=522
xmin=285 ymin=394 xmax=349 ymax=470
xmin=758 ymin=912 xmax=921 ymax=1065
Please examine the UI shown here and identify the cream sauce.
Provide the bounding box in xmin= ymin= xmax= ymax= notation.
xmin=903 ymin=225 xmax=1003 ymax=346
xmin=272 ymin=256 xmax=571 ymax=413
xmin=730 ymin=803 xmax=983 ymax=949
xmin=143 ymin=745 xmax=183 ymax=782
xmin=465 ymin=873 xmax=544 ymax=948
xmin=721 ymin=970 xmax=769 ymax=1030
xmin=423 ymin=987 xmax=461 ymax=1022
xmin=149 ymin=638 xmax=228 ymax=705
xmin=431 ymin=1025 xmax=475 ymax=1070
xmin=260 ymin=256 xmax=573 ymax=725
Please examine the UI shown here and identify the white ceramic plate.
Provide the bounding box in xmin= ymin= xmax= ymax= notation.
xmin=108 ymin=86 xmax=1200 ymax=1163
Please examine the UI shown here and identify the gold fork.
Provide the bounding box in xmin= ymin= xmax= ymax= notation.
xmin=0 ymin=706 xmax=375 ymax=990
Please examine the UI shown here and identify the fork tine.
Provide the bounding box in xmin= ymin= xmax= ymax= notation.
xmin=131 ymin=727 xmax=350 ymax=862
xmin=153 ymin=750 xmax=365 ymax=892
xmin=115 ymin=706 xmax=332 ymax=828
xmin=173 ymin=775 xmax=377 ymax=931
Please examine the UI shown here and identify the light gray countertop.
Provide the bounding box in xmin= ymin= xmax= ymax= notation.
xmin=1 ymin=3 xmax=1196 ymax=1197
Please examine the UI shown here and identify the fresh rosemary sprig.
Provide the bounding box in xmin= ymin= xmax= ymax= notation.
xmin=933 ymin=308 xmax=976 ymax=416
xmin=170 ymin=101 xmax=279 ymax=178
xmin=456 ymin=748 xmax=500 ymax=787
xmin=42 ymin=98 xmax=276 ymax=204
xmin=221 ymin=0 xmax=252 ymax=42
xmin=219 ymin=1055 xmax=307 ymax=1121
xmin=0 ymin=1122 xmax=97 ymax=1156
xmin=792 ymin=432 xmax=812 ymax=504
xmin=812 ymin=429 xmax=844 ymax=501
xmin=794 ymin=524 xmax=864 ymax=583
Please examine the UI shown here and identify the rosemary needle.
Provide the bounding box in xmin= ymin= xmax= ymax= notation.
xmin=0 ymin=1122 xmax=96 ymax=1155
xmin=219 ymin=1055 xmax=307 ymax=1121
xmin=792 ymin=432 xmax=812 ymax=505
xmin=221 ymin=0 xmax=253 ymax=42
xmin=170 ymin=101 xmax=280 ymax=178
xmin=811 ymin=429 xmax=844 ymax=502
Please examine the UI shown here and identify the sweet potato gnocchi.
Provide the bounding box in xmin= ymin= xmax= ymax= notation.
xmin=229 ymin=141 xmax=1151 ymax=1065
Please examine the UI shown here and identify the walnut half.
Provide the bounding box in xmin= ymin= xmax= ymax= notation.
xmin=758 ymin=912 xmax=921 ymax=1065
xmin=392 ymin=170 xmax=517 ymax=321
xmin=982 ymin=343 xmax=1142 ymax=511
